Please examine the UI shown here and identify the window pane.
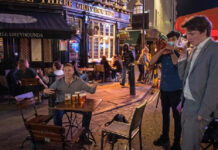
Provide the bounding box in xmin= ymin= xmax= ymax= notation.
xmin=100 ymin=40 xmax=103 ymax=58
xmin=94 ymin=38 xmax=98 ymax=59
xmin=100 ymin=23 xmax=104 ymax=35
xmin=105 ymin=40 xmax=109 ymax=57
xmin=110 ymin=24 xmax=114 ymax=36
xmin=94 ymin=22 xmax=99 ymax=35
xmin=105 ymin=24 xmax=109 ymax=36
xmin=88 ymin=38 xmax=93 ymax=59
xmin=110 ymin=39 xmax=113 ymax=58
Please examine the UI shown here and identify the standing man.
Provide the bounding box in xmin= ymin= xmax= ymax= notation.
xmin=44 ymin=63 xmax=97 ymax=144
xmin=150 ymin=31 xmax=182 ymax=150
xmin=178 ymin=16 xmax=218 ymax=150
xmin=120 ymin=43 xmax=134 ymax=87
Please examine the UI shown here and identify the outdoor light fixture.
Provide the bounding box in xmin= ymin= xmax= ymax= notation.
xmin=133 ymin=0 xmax=143 ymax=14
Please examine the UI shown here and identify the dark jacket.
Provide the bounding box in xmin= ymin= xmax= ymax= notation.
xmin=122 ymin=50 xmax=134 ymax=67
xmin=113 ymin=60 xmax=122 ymax=72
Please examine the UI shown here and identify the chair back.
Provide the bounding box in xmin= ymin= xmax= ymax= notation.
xmin=27 ymin=123 xmax=65 ymax=144
xmin=129 ymin=100 xmax=147 ymax=133
xmin=94 ymin=64 xmax=104 ymax=72
xmin=15 ymin=92 xmax=37 ymax=123
xmin=0 ymin=75 xmax=8 ymax=88
xmin=21 ymin=78 xmax=40 ymax=86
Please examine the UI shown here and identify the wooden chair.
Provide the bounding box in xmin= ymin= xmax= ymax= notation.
xmin=21 ymin=78 xmax=40 ymax=86
xmin=26 ymin=123 xmax=85 ymax=150
xmin=21 ymin=78 xmax=41 ymax=103
xmin=94 ymin=64 xmax=105 ymax=82
xmin=15 ymin=92 xmax=53 ymax=148
xmin=101 ymin=100 xmax=147 ymax=150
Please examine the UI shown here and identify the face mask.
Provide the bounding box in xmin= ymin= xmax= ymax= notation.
xmin=168 ymin=41 xmax=174 ymax=46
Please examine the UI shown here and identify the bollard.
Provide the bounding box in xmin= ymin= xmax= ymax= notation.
xmin=128 ymin=63 xmax=136 ymax=95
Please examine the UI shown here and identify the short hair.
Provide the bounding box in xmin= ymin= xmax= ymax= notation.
xmin=53 ymin=61 xmax=62 ymax=70
xmin=64 ymin=63 xmax=74 ymax=68
xmin=182 ymin=16 xmax=212 ymax=37
xmin=18 ymin=59 xmax=28 ymax=70
xmin=167 ymin=31 xmax=180 ymax=39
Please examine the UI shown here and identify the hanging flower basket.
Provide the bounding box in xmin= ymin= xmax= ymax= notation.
xmin=120 ymin=32 xmax=129 ymax=40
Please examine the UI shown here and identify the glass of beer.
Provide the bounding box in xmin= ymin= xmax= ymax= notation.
xmin=65 ymin=93 xmax=71 ymax=104
xmin=72 ymin=94 xmax=77 ymax=104
xmin=79 ymin=93 xmax=86 ymax=106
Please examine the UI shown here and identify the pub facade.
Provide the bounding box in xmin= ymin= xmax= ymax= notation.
xmin=0 ymin=0 xmax=130 ymax=73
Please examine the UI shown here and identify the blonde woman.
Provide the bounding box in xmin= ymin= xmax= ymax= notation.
xmin=137 ymin=46 xmax=149 ymax=82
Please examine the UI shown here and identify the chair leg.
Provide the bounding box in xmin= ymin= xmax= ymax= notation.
xmin=129 ymin=138 xmax=131 ymax=150
xmin=139 ymin=128 xmax=142 ymax=150
xmin=20 ymin=135 xmax=31 ymax=149
xmin=111 ymin=142 xmax=114 ymax=150
xmin=101 ymin=131 xmax=104 ymax=150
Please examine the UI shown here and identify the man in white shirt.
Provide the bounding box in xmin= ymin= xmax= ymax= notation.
xmin=177 ymin=16 xmax=218 ymax=150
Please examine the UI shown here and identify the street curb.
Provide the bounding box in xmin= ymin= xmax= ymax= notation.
xmin=93 ymin=85 xmax=153 ymax=116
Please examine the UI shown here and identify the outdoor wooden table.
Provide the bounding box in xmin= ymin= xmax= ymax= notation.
xmin=55 ymin=98 xmax=102 ymax=145
xmin=55 ymin=98 xmax=102 ymax=112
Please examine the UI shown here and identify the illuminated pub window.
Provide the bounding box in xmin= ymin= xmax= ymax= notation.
xmin=89 ymin=20 xmax=115 ymax=62
xmin=0 ymin=38 xmax=4 ymax=63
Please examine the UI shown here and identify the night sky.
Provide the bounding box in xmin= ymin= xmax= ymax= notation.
xmin=176 ymin=0 xmax=218 ymax=17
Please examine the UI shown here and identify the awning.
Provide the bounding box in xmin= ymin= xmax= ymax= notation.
xmin=0 ymin=11 xmax=73 ymax=39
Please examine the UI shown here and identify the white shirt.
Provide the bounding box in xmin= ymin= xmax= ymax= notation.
xmin=54 ymin=70 xmax=64 ymax=76
xmin=183 ymin=37 xmax=211 ymax=101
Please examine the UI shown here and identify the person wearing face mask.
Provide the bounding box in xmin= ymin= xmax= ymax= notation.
xmin=150 ymin=31 xmax=183 ymax=150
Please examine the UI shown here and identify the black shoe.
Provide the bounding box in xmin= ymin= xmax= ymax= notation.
xmin=79 ymin=134 xmax=92 ymax=145
xmin=170 ymin=143 xmax=181 ymax=150
xmin=153 ymin=135 xmax=169 ymax=146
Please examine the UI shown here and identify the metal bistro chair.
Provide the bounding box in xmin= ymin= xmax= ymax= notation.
xmin=94 ymin=64 xmax=105 ymax=82
xmin=26 ymin=123 xmax=85 ymax=150
xmin=101 ymin=100 xmax=147 ymax=150
xmin=15 ymin=92 xmax=53 ymax=148
xmin=200 ymin=118 xmax=218 ymax=150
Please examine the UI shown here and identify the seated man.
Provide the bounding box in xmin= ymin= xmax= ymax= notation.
xmin=44 ymin=63 xmax=97 ymax=144
xmin=111 ymin=55 xmax=122 ymax=80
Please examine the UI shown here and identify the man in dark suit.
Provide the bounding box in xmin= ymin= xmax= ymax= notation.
xmin=178 ymin=16 xmax=218 ymax=150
